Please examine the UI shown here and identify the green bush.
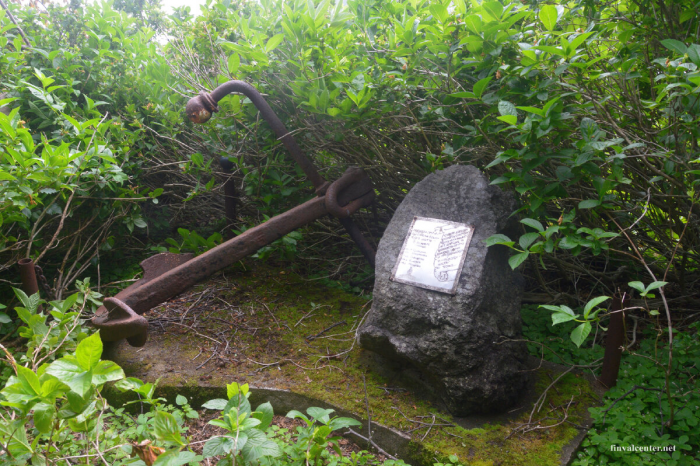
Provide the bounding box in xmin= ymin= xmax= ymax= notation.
xmin=0 ymin=292 xmax=403 ymax=466
xmin=0 ymin=1 xmax=162 ymax=297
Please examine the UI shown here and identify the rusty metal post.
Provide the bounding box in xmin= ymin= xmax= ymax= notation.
xmin=599 ymin=292 xmax=629 ymax=389
xmin=18 ymin=258 xmax=39 ymax=297
xmin=219 ymin=156 xmax=238 ymax=230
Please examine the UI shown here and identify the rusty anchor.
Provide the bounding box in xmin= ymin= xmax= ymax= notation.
xmin=91 ymin=80 xmax=376 ymax=347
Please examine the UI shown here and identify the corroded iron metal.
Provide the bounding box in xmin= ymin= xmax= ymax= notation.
xmin=600 ymin=292 xmax=630 ymax=389
xmin=186 ymin=81 xmax=328 ymax=194
xmin=18 ymin=258 xmax=39 ymax=297
xmin=93 ymin=298 xmax=149 ymax=347
xmin=92 ymin=81 xmax=377 ymax=347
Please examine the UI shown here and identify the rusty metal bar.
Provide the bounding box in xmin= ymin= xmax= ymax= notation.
xmin=187 ymin=80 xmax=376 ymax=266
xmin=599 ymin=292 xmax=629 ymax=389
xmin=186 ymin=81 xmax=328 ymax=194
xmin=92 ymin=81 xmax=378 ymax=347
xmin=92 ymin=169 xmax=374 ymax=345
xmin=18 ymin=258 xmax=39 ymax=297
xmin=338 ymin=217 xmax=376 ymax=269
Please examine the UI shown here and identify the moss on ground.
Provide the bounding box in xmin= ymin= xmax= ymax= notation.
xmin=106 ymin=260 xmax=599 ymax=466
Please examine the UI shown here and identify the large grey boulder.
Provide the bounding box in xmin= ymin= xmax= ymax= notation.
xmin=358 ymin=165 xmax=529 ymax=416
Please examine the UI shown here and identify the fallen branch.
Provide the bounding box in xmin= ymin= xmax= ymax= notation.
xmin=306 ymin=321 xmax=347 ymax=341
xmin=346 ymin=428 xmax=398 ymax=460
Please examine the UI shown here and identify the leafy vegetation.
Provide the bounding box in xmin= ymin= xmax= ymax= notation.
xmin=1 ymin=0 xmax=700 ymax=464
xmin=0 ymin=291 xmax=402 ymax=465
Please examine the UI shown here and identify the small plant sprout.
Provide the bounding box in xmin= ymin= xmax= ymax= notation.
xmin=539 ymin=296 xmax=610 ymax=347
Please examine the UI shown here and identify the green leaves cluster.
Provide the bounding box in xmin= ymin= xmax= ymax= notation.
xmin=200 ymin=382 xmax=281 ymax=464
xmin=0 ymin=1 xmax=164 ymax=294
xmin=286 ymin=407 xmax=362 ymax=463
xmin=574 ymin=323 xmax=700 ymax=466
xmin=1 ymin=331 xmax=124 ymax=461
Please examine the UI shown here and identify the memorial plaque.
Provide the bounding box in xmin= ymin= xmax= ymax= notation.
xmin=390 ymin=217 xmax=474 ymax=294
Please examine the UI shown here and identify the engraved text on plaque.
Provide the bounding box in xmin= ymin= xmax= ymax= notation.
xmin=390 ymin=217 xmax=474 ymax=294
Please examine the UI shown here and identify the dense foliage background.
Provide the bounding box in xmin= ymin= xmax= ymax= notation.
xmin=1 ymin=0 xmax=699 ymax=464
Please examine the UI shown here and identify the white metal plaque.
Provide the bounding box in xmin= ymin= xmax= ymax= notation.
xmin=390 ymin=217 xmax=474 ymax=295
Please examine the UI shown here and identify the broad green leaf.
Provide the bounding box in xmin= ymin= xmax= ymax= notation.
xmin=541 ymin=304 xmax=576 ymax=316
xmin=687 ymin=44 xmax=700 ymax=66
xmin=516 ymin=106 xmax=545 ymax=116
xmin=153 ymin=450 xmax=203 ymax=466
xmin=252 ymin=402 xmax=274 ymax=430
xmin=552 ymin=312 xmax=578 ymax=325
xmin=0 ymin=312 xmax=12 ymax=323
xmin=568 ymin=32 xmax=593 ymax=53
xmin=571 ymin=322 xmax=592 ymax=347
xmin=46 ymin=356 xmax=92 ymax=395
xmin=545 ymin=225 xmax=560 ymax=239
xmin=62 ymin=113 xmax=81 ymax=132
xmin=286 ymin=409 xmax=311 ymax=424
xmin=429 ymin=4 xmax=448 ymax=24
xmin=154 ymin=411 xmax=185 ymax=446
xmin=521 ymin=218 xmax=544 ymax=232
xmin=680 ymin=9 xmax=695 ymax=23
xmin=32 ymin=402 xmax=55 ymax=433
xmin=660 ymin=39 xmax=687 ymax=55
xmin=484 ymin=234 xmax=514 ymax=247
xmin=91 ymin=360 xmax=124 ymax=385
xmin=114 ymin=377 xmax=144 ymax=392
xmin=224 ymin=393 xmax=252 ymax=416
xmin=16 ymin=365 xmax=41 ymax=397
xmin=239 ymin=417 xmax=262 ymax=430
xmin=543 ymin=96 xmax=562 ymax=114
xmin=578 ymin=199 xmax=601 ymax=209
xmin=645 ymin=281 xmax=667 ymax=293
xmin=265 ymin=34 xmax=284 ymax=53
xmin=40 ymin=376 xmax=68 ymax=399
xmin=13 ymin=288 xmax=32 ymax=309
xmin=497 ymin=115 xmax=517 ymax=125
xmin=228 ymin=53 xmax=240 ymax=74
xmin=508 ymin=251 xmax=529 ymax=269
xmin=464 ymin=14 xmax=483 ymax=34
xmin=533 ymin=45 xmax=566 ymax=57
xmin=539 ymin=5 xmax=558 ymax=31
xmin=65 ymin=389 xmax=93 ymax=416
xmin=328 ymin=416 xmax=362 ymax=430
xmin=498 ymin=100 xmax=517 ymax=117
xmin=203 ymin=436 xmax=237 ymax=457
xmin=628 ymin=281 xmax=645 ymax=293
xmin=202 ymin=398 xmax=228 ymax=410
xmin=0 ymin=171 xmax=17 ymax=181
xmin=449 ymin=91 xmax=476 ymax=99
xmin=227 ymin=382 xmax=240 ymax=399
xmin=176 ymin=395 xmax=188 ymax=406
xmin=473 ymin=76 xmax=492 ymax=98
xmin=583 ymin=296 xmax=610 ymax=318
xmin=240 ymin=429 xmax=281 ymax=463
xmin=75 ymin=332 xmax=102 ymax=371
xmin=307 ymin=407 xmax=334 ymax=424
xmin=0 ymin=420 xmax=32 ymax=456
xmin=519 ymin=232 xmax=540 ymax=250
xmin=482 ymin=1 xmax=503 ymax=20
